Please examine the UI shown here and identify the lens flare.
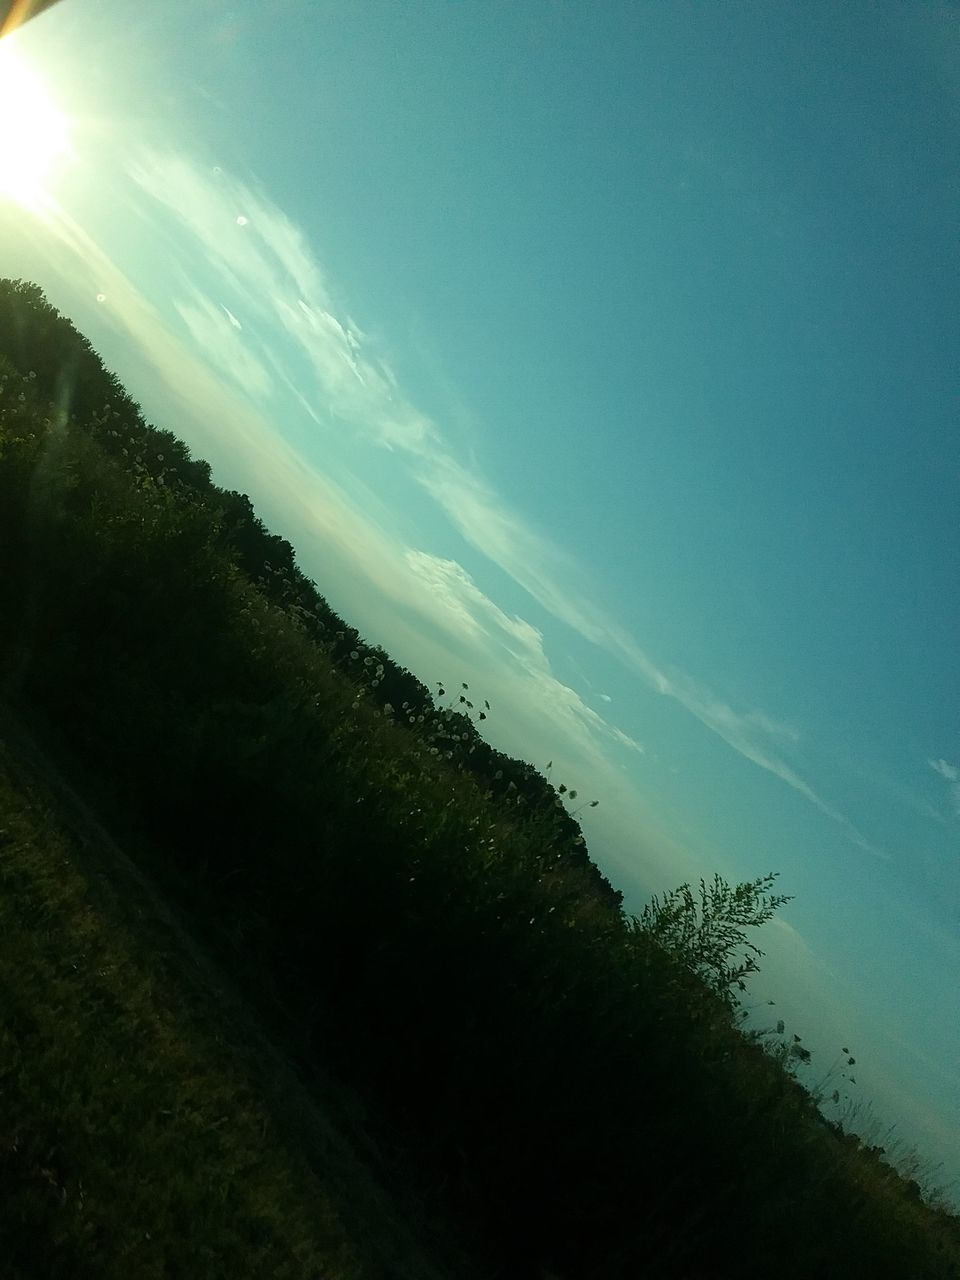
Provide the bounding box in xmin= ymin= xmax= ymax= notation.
xmin=0 ymin=42 xmax=72 ymax=209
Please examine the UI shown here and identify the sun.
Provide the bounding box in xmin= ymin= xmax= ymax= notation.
xmin=0 ymin=41 xmax=72 ymax=210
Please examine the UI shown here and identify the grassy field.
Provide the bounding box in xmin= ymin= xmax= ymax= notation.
xmin=0 ymin=725 xmax=485 ymax=1280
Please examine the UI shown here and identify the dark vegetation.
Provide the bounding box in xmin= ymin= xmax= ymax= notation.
xmin=0 ymin=276 xmax=957 ymax=1278
xmin=0 ymin=734 xmax=367 ymax=1280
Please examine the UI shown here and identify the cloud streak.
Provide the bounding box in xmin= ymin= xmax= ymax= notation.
xmin=12 ymin=191 xmax=646 ymax=795
xmin=173 ymin=286 xmax=272 ymax=399
xmin=28 ymin=144 xmax=880 ymax=856
xmin=403 ymin=550 xmax=645 ymax=762
xmin=929 ymin=757 xmax=960 ymax=817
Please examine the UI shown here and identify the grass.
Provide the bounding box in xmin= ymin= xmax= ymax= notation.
xmin=0 ymin=728 xmax=485 ymax=1280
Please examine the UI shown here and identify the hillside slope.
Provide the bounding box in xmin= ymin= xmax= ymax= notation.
xmin=0 ymin=716 xmax=491 ymax=1279
xmin=1 ymin=276 xmax=958 ymax=1278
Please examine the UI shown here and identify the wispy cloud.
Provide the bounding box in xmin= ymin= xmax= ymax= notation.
xmin=403 ymin=550 xmax=644 ymax=763
xmin=406 ymin=444 xmax=871 ymax=840
xmin=127 ymin=152 xmax=437 ymax=453
xmin=173 ymin=286 xmax=272 ymax=399
xmin=10 ymin=190 xmax=647 ymax=793
xmin=929 ymin=758 xmax=960 ymax=817
xmin=126 ymin=148 xmax=882 ymax=851
xmin=25 ymin=144 xmax=880 ymax=856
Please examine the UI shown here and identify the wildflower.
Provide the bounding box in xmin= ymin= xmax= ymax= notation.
xmin=350 ymin=650 xmax=359 ymax=660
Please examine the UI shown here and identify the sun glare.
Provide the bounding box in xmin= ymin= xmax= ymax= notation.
xmin=0 ymin=42 xmax=72 ymax=209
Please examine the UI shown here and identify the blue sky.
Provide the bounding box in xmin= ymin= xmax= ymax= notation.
xmin=1 ymin=0 xmax=957 ymax=1194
